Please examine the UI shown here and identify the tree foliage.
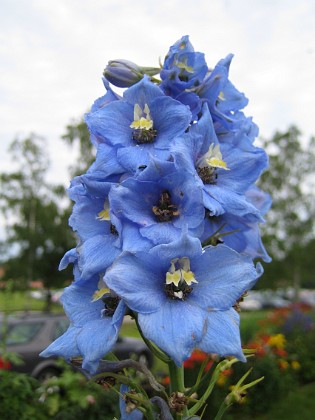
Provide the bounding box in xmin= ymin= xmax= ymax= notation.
xmin=258 ymin=125 xmax=315 ymax=289
xmin=62 ymin=118 xmax=95 ymax=177
xmin=0 ymin=134 xmax=74 ymax=292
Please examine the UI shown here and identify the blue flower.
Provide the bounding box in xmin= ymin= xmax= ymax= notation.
xmin=171 ymin=104 xmax=268 ymax=219
xmin=202 ymin=211 xmax=271 ymax=263
xmin=104 ymin=232 xmax=263 ymax=365
xmin=65 ymin=174 xmax=122 ymax=281
xmin=200 ymin=185 xmax=271 ymax=261
xmin=119 ymin=384 xmax=144 ymax=419
xmin=109 ymin=159 xmax=205 ymax=245
xmin=40 ymin=275 xmax=126 ymax=373
xmin=196 ymin=54 xmax=250 ymax=132
xmin=85 ymin=76 xmax=192 ymax=172
xmin=160 ymin=35 xmax=208 ymax=97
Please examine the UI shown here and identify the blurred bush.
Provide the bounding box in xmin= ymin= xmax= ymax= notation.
xmin=0 ymin=368 xmax=119 ymax=420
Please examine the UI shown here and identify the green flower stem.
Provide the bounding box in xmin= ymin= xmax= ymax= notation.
xmin=213 ymin=401 xmax=233 ymax=420
xmin=168 ymin=360 xmax=185 ymax=394
xmin=189 ymin=358 xmax=239 ymax=416
xmin=92 ymin=372 xmax=156 ymax=420
xmin=168 ymin=360 xmax=189 ymax=419
xmin=186 ymin=357 xmax=216 ymax=397
xmin=123 ymin=391 xmax=156 ymax=420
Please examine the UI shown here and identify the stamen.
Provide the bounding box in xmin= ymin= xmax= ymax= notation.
xmin=130 ymin=103 xmax=157 ymax=144
xmin=102 ymin=295 xmax=120 ymax=317
xmin=164 ymin=257 xmax=197 ymax=300
xmin=97 ymin=202 xmax=119 ymax=236
xmin=97 ymin=202 xmax=110 ymax=221
xmin=110 ymin=224 xmax=119 ymax=236
xmin=152 ymin=190 xmax=180 ymax=222
xmin=196 ymin=143 xmax=229 ymax=184
xmin=197 ymin=166 xmax=217 ymax=184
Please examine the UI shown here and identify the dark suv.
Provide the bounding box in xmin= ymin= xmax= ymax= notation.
xmin=0 ymin=312 xmax=153 ymax=380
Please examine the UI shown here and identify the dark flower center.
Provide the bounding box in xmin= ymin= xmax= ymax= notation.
xmin=102 ymin=295 xmax=120 ymax=317
xmin=132 ymin=128 xmax=157 ymax=144
xmin=110 ymin=223 xmax=118 ymax=236
xmin=152 ymin=190 xmax=180 ymax=222
xmin=165 ymin=282 xmax=192 ymax=301
xmin=197 ymin=166 xmax=218 ymax=184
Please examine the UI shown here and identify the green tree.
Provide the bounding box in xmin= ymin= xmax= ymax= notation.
xmin=258 ymin=125 xmax=315 ymax=291
xmin=0 ymin=134 xmax=74 ymax=306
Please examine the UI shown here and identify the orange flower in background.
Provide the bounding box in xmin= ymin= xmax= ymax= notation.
xmin=183 ymin=350 xmax=215 ymax=372
xmin=278 ymin=359 xmax=289 ymax=370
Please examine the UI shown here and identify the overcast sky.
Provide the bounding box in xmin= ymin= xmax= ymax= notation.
xmin=1 ymin=0 xmax=315 ymax=189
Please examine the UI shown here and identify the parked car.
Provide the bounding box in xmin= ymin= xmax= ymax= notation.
xmin=0 ymin=312 xmax=153 ymax=380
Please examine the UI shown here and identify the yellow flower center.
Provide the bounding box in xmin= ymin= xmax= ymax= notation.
xmin=204 ymin=143 xmax=229 ymax=170
xmin=97 ymin=201 xmax=110 ymax=221
xmin=165 ymin=257 xmax=197 ymax=288
xmin=130 ymin=103 xmax=153 ymax=131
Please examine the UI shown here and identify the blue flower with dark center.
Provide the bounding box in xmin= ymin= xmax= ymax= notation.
xmin=40 ymin=273 xmax=126 ymax=373
xmin=85 ymin=76 xmax=192 ymax=172
xmin=171 ymin=104 xmax=268 ymax=219
xmin=109 ymin=159 xmax=205 ymax=245
xmin=201 ymin=186 xmax=271 ymax=262
xmin=104 ymin=232 xmax=263 ymax=365
xmin=202 ymin=212 xmax=271 ymax=263
xmin=160 ymin=35 xmax=208 ymax=97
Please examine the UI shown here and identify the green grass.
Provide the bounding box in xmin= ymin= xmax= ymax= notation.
xmin=0 ymin=290 xmax=63 ymax=313
xmin=120 ymin=317 xmax=142 ymax=339
xmin=240 ymin=310 xmax=269 ymax=342
xmin=255 ymin=382 xmax=315 ymax=420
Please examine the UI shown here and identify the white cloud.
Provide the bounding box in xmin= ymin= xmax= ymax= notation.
xmin=0 ymin=0 xmax=314 ymax=187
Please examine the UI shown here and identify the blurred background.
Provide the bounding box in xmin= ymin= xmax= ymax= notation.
xmin=0 ymin=1 xmax=315 ymax=419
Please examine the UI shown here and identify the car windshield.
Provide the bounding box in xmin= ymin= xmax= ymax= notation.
xmin=3 ymin=322 xmax=44 ymax=345
xmin=53 ymin=319 xmax=69 ymax=340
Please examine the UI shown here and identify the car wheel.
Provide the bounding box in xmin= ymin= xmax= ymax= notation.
xmin=35 ymin=367 xmax=61 ymax=382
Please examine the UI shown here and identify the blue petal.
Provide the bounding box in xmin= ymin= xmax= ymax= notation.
xmin=189 ymin=245 xmax=263 ymax=310
xmin=60 ymin=281 xmax=104 ymax=326
xmin=246 ymin=186 xmax=272 ymax=216
xmin=117 ymin=145 xmax=170 ymax=173
xmin=59 ymin=248 xmax=77 ymax=270
xmin=105 ymin=252 xmax=165 ymax=314
xmin=138 ymin=300 xmax=206 ymax=365
xmin=123 ymin=75 xmax=164 ymax=106
xmin=87 ymin=143 xmax=125 ymax=176
xmin=198 ymin=309 xmax=246 ymax=362
xmin=119 ymin=384 xmax=144 ymax=419
xmin=40 ymin=326 xmax=81 ymax=360
xmin=85 ymin=100 xmax=134 ymax=146
xmin=120 ymin=221 xmax=153 ymax=252
xmin=149 ymin=96 xmax=191 ymax=148
xmin=149 ymin=229 xmax=202 ymax=261
xmin=140 ymin=223 xmax=182 ymax=245
xmin=78 ymin=234 xmax=121 ymax=279
xmin=204 ymin=184 xmax=264 ymax=220
xmin=77 ymin=300 xmax=126 ymax=373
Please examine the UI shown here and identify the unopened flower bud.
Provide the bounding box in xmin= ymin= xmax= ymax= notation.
xmin=104 ymin=59 xmax=160 ymax=87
